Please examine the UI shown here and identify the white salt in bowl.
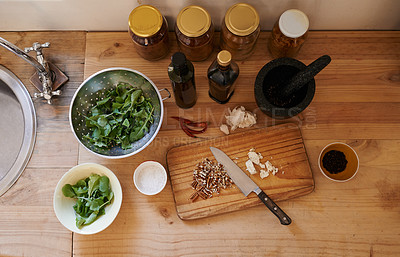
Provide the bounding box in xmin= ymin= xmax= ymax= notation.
xmin=133 ymin=161 xmax=167 ymax=195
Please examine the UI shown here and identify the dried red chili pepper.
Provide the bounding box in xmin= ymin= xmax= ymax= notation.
xmin=171 ymin=116 xmax=191 ymax=124
xmin=188 ymin=121 xmax=208 ymax=128
xmin=179 ymin=117 xmax=197 ymax=138
xmin=186 ymin=127 xmax=207 ymax=134
xmin=172 ymin=116 xmax=208 ymax=138
xmin=171 ymin=116 xmax=208 ymax=128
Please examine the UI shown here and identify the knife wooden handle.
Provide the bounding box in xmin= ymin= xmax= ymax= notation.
xmin=257 ymin=190 xmax=292 ymax=225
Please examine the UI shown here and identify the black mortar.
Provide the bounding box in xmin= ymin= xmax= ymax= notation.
xmin=254 ymin=58 xmax=316 ymax=119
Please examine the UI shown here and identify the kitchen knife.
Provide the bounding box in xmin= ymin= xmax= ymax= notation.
xmin=210 ymin=147 xmax=292 ymax=225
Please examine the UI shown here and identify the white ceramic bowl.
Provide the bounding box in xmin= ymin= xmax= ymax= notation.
xmin=53 ymin=163 xmax=123 ymax=235
xmin=133 ymin=161 xmax=167 ymax=195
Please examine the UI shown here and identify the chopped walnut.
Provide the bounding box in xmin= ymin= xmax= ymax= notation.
xmin=189 ymin=158 xmax=234 ymax=202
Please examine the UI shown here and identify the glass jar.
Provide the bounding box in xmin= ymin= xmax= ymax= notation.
xmin=268 ymin=9 xmax=309 ymax=58
xmin=175 ymin=5 xmax=214 ymax=62
xmin=128 ymin=5 xmax=170 ymax=61
xmin=220 ymin=3 xmax=260 ymax=61
xmin=208 ymin=50 xmax=239 ymax=104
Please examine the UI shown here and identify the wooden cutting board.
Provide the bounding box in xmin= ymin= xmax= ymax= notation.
xmin=166 ymin=123 xmax=314 ymax=220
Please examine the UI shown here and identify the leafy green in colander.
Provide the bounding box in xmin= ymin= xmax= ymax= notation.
xmin=83 ymin=82 xmax=154 ymax=150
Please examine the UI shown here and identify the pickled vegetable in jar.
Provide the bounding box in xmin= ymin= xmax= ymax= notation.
xmin=128 ymin=5 xmax=170 ymax=61
xmin=220 ymin=3 xmax=260 ymax=60
xmin=268 ymin=9 xmax=309 ymax=58
xmin=175 ymin=5 xmax=214 ymax=62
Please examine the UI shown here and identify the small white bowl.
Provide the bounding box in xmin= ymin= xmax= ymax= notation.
xmin=53 ymin=163 xmax=123 ymax=235
xmin=133 ymin=161 xmax=167 ymax=195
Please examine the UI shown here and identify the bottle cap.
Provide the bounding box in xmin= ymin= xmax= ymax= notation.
xmin=171 ymin=52 xmax=189 ymax=74
xmin=224 ymin=3 xmax=259 ymax=36
xmin=177 ymin=5 xmax=212 ymax=37
xmin=129 ymin=5 xmax=163 ymax=37
xmin=279 ymin=9 xmax=309 ymax=38
xmin=217 ymin=50 xmax=232 ymax=66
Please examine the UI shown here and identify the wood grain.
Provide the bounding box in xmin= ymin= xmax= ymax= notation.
xmin=83 ymin=31 xmax=400 ymax=141
xmin=74 ymin=138 xmax=400 ymax=256
xmin=76 ymin=31 xmax=400 ymax=257
xmin=0 ymin=168 xmax=72 ymax=256
xmin=167 ymin=123 xmax=314 ymax=220
xmin=0 ymin=31 xmax=85 ymax=257
xmin=0 ymin=31 xmax=399 ymax=257
xmin=75 ymin=31 xmax=400 ymax=257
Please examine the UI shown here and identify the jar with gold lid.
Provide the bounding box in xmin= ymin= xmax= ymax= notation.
xmin=175 ymin=5 xmax=214 ymax=62
xmin=268 ymin=9 xmax=309 ymax=58
xmin=220 ymin=3 xmax=260 ymax=60
xmin=128 ymin=5 xmax=170 ymax=61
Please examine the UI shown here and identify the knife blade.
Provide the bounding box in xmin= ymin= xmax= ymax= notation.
xmin=210 ymin=147 xmax=292 ymax=225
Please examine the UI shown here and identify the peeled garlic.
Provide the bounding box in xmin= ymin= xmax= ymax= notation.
xmin=225 ymin=106 xmax=257 ymax=131
xmin=219 ymin=124 xmax=230 ymax=135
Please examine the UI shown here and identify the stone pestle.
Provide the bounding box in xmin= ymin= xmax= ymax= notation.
xmin=281 ymin=55 xmax=331 ymax=97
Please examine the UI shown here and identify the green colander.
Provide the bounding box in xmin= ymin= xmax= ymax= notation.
xmin=69 ymin=67 xmax=170 ymax=159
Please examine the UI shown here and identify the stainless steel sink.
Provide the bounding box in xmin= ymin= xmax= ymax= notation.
xmin=0 ymin=65 xmax=36 ymax=196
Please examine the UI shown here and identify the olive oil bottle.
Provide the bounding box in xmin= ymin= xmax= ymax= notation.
xmin=168 ymin=52 xmax=197 ymax=108
xmin=207 ymin=50 xmax=239 ymax=104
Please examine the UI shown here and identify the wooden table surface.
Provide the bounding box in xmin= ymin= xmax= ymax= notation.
xmin=0 ymin=31 xmax=399 ymax=257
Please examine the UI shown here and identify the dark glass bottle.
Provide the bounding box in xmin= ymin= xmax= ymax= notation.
xmin=208 ymin=50 xmax=239 ymax=104
xmin=168 ymin=52 xmax=197 ymax=109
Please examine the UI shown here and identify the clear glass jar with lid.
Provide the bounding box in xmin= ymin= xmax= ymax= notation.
xmin=268 ymin=9 xmax=309 ymax=58
xmin=220 ymin=3 xmax=260 ymax=60
xmin=128 ymin=5 xmax=170 ymax=61
xmin=175 ymin=5 xmax=214 ymax=62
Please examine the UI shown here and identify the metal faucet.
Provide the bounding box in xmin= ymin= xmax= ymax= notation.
xmin=0 ymin=37 xmax=61 ymax=104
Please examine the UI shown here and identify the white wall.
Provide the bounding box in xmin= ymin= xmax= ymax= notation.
xmin=0 ymin=0 xmax=399 ymax=31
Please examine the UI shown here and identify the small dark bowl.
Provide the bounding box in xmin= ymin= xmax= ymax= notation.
xmin=254 ymin=58 xmax=315 ymax=119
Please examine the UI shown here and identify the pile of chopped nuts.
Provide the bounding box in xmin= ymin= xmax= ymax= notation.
xmin=189 ymin=158 xmax=234 ymax=202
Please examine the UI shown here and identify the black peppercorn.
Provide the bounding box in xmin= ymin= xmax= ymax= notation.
xmin=322 ymin=150 xmax=348 ymax=174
